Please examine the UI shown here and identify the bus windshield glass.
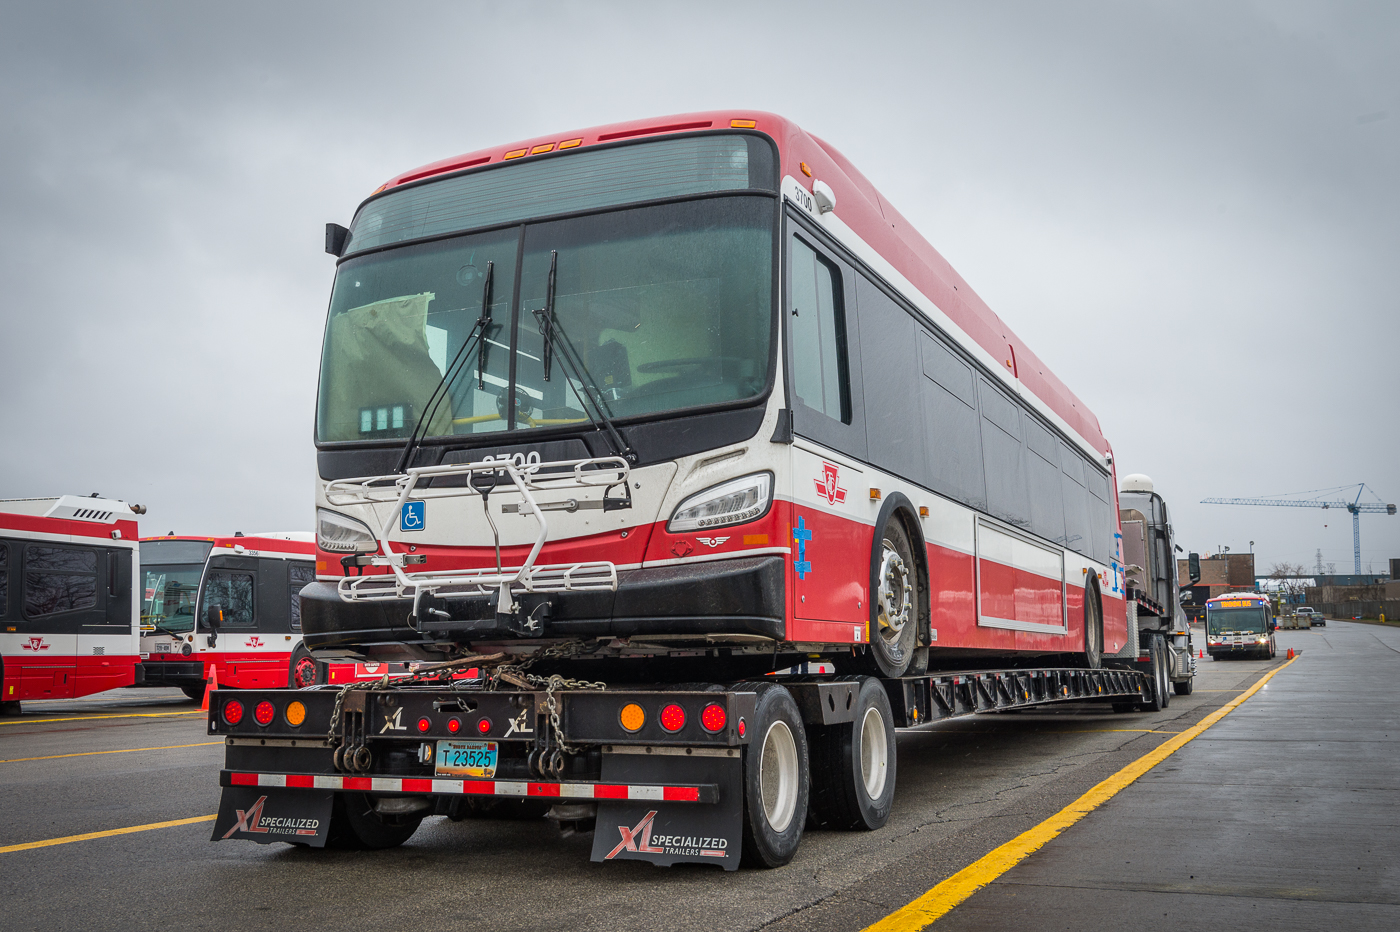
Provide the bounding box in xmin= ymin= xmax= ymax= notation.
xmin=1207 ymin=605 xmax=1269 ymax=636
xmin=317 ymin=196 xmax=774 ymax=443
xmin=140 ymin=540 xmax=212 ymax=635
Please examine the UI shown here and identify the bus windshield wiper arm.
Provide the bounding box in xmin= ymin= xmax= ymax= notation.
xmin=531 ymin=250 xmax=636 ymax=464
xmin=394 ymin=261 xmax=495 ymax=475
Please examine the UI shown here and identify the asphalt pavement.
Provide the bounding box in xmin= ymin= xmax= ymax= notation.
xmin=1 ymin=625 xmax=1381 ymax=932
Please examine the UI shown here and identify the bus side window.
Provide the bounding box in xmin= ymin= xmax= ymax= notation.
xmin=788 ymin=235 xmax=852 ymax=425
xmin=101 ymin=548 xmax=132 ymax=630
xmin=23 ymin=545 xmax=98 ymax=620
xmin=255 ymin=559 xmax=290 ymax=631
xmin=0 ymin=541 xmax=8 ymax=619
xmin=288 ymin=563 xmax=316 ymax=631
xmin=203 ymin=572 xmax=255 ymax=628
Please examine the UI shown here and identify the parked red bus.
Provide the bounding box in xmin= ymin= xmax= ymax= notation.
xmin=1 ymin=495 xmax=142 ymax=713
xmin=304 ymin=111 xmax=1129 ymax=678
xmin=139 ymin=533 xmax=414 ymax=698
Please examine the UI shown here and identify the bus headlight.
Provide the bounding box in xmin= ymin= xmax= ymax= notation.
xmin=667 ymin=472 xmax=772 ymax=533
xmin=316 ymin=508 xmax=379 ymax=553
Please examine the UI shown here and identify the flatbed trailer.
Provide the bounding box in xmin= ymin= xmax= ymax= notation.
xmin=209 ymin=663 xmax=1149 ymax=868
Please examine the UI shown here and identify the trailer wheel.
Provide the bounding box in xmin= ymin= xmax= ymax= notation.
xmin=854 ymin=520 xmax=918 ymax=678
xmin=288 ymin=645 xmax=325 ymax=690
xmin=808 ymin=677 xmax=897 ymax=831
xmin=1173 ymin=677 xmax=1194 ymax=697
xmin=328 ymin=792 xmax=421 ymax=849
xmin=1143 ymin=635 xmax=1169 ymax=712
xmin=740 ymin=683 xmax=809 ymax=868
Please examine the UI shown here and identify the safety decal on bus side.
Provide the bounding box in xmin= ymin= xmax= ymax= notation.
xmin=793 ymin=518 xmax=813 ymax=580
xmin=401 ymin=501 xmax=425 ymax=532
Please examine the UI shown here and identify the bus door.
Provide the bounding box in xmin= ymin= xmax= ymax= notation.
xmin=197 ymin=554 xmax=275 ymax=689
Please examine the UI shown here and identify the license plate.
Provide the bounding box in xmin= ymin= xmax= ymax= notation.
xmin=435 ymin=740 xmax=498 ymax=778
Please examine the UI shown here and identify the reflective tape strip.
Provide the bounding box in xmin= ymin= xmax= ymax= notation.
xmin=222 ymin=772 xmax=712 ymax=802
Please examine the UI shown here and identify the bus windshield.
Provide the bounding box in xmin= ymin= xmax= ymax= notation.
xmin=1207 ymin=606 xmax=1269 ymax=636
xmin=140 ymin=540 xmax=212 ymax=636
xmin=317 ymin=142 xmax=775 ymax=444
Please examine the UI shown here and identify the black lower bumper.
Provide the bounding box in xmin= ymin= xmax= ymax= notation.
xmin=138 ymin=661 xmax=205 ymax=687
xmin=299 ymin=555 xmax=786 ymax=653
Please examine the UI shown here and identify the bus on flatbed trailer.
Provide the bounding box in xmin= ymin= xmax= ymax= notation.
xmin=215 ymin=110 xmax=1152 ymax=866
xmin=1 ymin=495 xmax=142 ymax=714
xmin=138 ymin=534 xmax=407 ymax=698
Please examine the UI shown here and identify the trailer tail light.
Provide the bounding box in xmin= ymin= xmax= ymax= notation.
xmin=476 ymin=717 xmax=492 ymax=735
xmin=737 ymin=717 xmax=746 ymax=738
xmin=447 ymin=718 xmax=461 ymax=734
xmin=659 ymin=704 xmax=686 ymax=733
xmin=701 ymin=703 xmax=726 ymax=733
xmin=417 ymin=717 xmax=432 ymax=733
xmin=222 ymin=700 xmax=244 ymax=725
xmin=285 ymin=701 xmax=306 ymax=727
xmin=253 ymin=701 xmax=275 ymax=726
xmin=619 ymin=703 xmax=646 ymax=732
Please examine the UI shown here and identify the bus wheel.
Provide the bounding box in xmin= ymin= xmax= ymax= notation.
xmin=328 ymin=792 xmax=422 ymax=849
xmin=856 ymin=521 xmax=918 ymax=678
xmin=808 ymin=677 xmax=897 ymax=831
xmin=1143 ymin=635 xmax=1169 ymax=712
xmin=180 ymin=683 xmax=207 ymax=702
xmin=740 ymin=683 xmax=809 ymax=868
xmin=289 ymin=646 xmax=325 ymax=690
xmin=1082 ymin=581 xmax=1104 ymax=669
xmin=0 ymin=700 xmax=20 ymax=717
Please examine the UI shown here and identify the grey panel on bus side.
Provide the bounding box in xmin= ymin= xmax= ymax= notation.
xmin=103 ymin=548 xmax=133 ymax=630
xmin=1085 ymin=467 xmax=1113 ymax=564
xmin=1060 ymin=442 xmax=1090 ymax=555
xmin=915 ymin=330 xmax=985 ymax=510
xmin=256 ymin=559 xmax=291 ymax=632
xmin=854 ymin=276 xmax=927 ymax=487
xmin=978 ymin=379 xmax=1031 ymax=530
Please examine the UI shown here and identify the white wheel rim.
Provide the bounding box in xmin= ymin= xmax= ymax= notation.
xmin=759 ymin=720 xmax=799 ymax=833
xmin=859 ymin=706 xmax=889 ymax=799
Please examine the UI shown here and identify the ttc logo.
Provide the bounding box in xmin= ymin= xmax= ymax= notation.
xmin=21 ymin=637 xmax=50 ymax=651
xmin=815 ymin=461 xmax=847 ymax=506
xmin=245 ymin=636 xmax=264 ymax=648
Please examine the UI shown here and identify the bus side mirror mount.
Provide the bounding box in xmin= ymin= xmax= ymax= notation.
xmin=1188 ymin=552 xmax=1201 ymax=585
xmin=326 ymin=222 xmax=349 ymax=257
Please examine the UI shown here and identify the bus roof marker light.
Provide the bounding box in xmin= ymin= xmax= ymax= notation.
xmin=558 ymin=138 xmax=582 ymax=149
xmin=530 ymin=143 xmax=555 ymax=155
xmin=799 ymin=161 xmax=812 ymax=178
xmin=730 ymin=119 xmax=757 ymax=128
xmin=504 ymin=148 xmax=528 ymax=159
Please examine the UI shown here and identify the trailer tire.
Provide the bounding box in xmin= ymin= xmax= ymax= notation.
xmin=288 ymin=645 xmax=326 ymax=690
xmin=740 ymin=683 xmax=809 ymax=868
xmin=808 ymin=677 xmax=897 ymax=831
xmin=1173 ymin=678 xmax=1194 ymax=696
xmin=329 ymin=792 xmax=421 ymax=849
xmin=1143 ymin=635 xmax=1169 ymax=712
xmin=853 ymin=520 xmax=919 ymax=678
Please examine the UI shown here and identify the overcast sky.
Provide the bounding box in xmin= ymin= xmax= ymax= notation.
xmin=1 ymin=1 xmax=1396 ymax=574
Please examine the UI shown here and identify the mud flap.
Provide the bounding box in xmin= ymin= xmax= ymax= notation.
xmin=590 ymin=751 xmax=744 ymax=870
xmin=212 ymin=786 xmax=335 ymax=847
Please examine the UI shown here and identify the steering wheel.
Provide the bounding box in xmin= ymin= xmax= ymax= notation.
xmin=635 ymin=356 xmax=747 ymax=374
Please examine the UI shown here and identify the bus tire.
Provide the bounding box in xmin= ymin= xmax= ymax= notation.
xmin=180 ymin=683 xmax=207 ymax=702
xmin=855 ymin=519 xmax=919 ymax=678
xmin=288 ymin=645 xmax=326 ymax=690
xmin=808 ymin=677 xmax=896 ymax=831
xmin=328 ymin=792 xmax=421 ymax=849
xmin=1082 ymin=580 xmax=1104 ymax=669
xmin=739 ymin=683 xmax=809 ymax=868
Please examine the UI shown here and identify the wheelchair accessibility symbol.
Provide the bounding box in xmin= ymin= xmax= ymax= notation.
xmin=400 ymin=501 xmax=425 ymax=532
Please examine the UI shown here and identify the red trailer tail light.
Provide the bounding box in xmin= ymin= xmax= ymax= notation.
xmin=447 ymin=718 xmax=461 ymax=734
xmin=253 ymin=701 xmax=275 ymax=726
xmin=222 ymin=700 xmax=244 ymax=725
xmin=476 ymin=717 xmax=492 ymax=735
xmin=417 ymin=717 xmax=432 ymax=733
xmin=700 ymin=703 xmax=727 ymax=733
xmin=659 ymin=704 xmax=686 ymax=732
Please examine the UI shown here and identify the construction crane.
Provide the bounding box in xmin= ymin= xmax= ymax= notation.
xmin=1202 ymin=484 xmax=1396 ymax=574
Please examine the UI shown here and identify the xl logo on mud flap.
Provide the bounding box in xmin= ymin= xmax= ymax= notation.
xmin=221 ymin=795 xmax=320 ymax=838
xmin=605 ymin=810 xmax=728 ymax=859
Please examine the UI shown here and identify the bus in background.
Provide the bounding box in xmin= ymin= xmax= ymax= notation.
xmin=1205 ymin=591 xmax=1276 ymax=660
xmin=1 ymin=495 xmax=142 ymax=714
xmin=139 ymin=533 xmax=410 ymax=698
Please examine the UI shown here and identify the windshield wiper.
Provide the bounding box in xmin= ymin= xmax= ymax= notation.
xmin=394 ymin=261 xmax=495 ymax=475
xmin=531 ymin=250 xmax=636 ymax=464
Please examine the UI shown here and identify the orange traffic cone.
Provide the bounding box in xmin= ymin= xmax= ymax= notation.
xmin=1198 ymin=649 xmax=1204 ymax=658
xmin=1286 ymin=647 xmax=1294 ymax=659
xmin=201 ymin=665 xmax=219 ymax=711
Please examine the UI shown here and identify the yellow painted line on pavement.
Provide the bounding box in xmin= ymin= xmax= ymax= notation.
xmin=0 ymin=741 xmax=221 ymax=764
xmin=0 ymin=710 xmax=205 ymax=725
xmin=862 ymin=655 xmax=1300 ymax=932
xmin=0 ymin=815 xmax=217 ymax=855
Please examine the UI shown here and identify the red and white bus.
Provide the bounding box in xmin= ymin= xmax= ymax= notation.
xmin=139 ymin=533 xmax=415 ymax=697
xmin=303 ymin=111 xmax=1129 ymax=678
xmin=1 ymin=495 xmax=142 ymax=713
